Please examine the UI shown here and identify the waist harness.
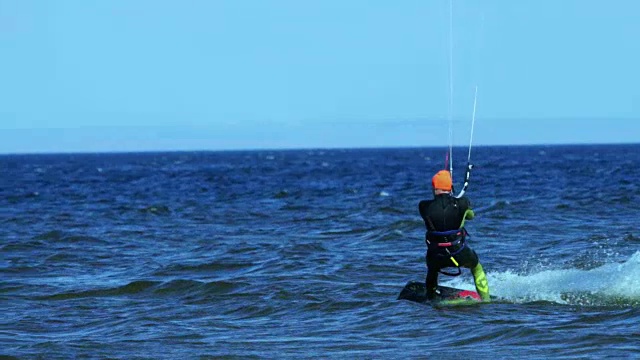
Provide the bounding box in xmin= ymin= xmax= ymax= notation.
xmin=424 ymin=214 xmax=469 ymax=276
xmin=426 ymin=228 xmax=468 ymax=257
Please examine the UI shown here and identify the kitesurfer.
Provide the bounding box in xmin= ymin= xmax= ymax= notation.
xmin=418 ymin=170 xmax=490 ymax=301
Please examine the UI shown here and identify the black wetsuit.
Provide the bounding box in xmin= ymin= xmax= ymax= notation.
xmin=419 ymin=194 xmax=479 ymax=296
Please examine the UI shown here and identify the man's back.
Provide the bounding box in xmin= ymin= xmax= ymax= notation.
xmin=419 ymin=194 xmax=471 ymax=232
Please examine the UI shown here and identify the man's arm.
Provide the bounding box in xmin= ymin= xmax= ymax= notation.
xmin=459 ymin=197 xmax=475 ymax=221
xmin=418 ymin=200 xmax=429 ymax=213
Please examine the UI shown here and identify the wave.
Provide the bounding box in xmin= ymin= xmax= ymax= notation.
xmin=1 ymin=232 xmax=107 ymax=254
xmin=38 ymin=280 xmax=159 ymax=300
xmin=473 ymin=195 xmax=537 ymax=214
xmin=319 ymin=227 xmax=376 ymax=236
xmin=159 ymin=260 xmax=256 ymax=274
xmin=32 ymin=230 xmax=105 ymax=244
xmin=444 ymin=251 xmax=640 ymax=306
xmin=377 ymin=206 xmax=406 ymax=215
xmin=388 ymin=219 xmax=426 ymax=229
xmin=138 ymin=204 xmax=171 ymax=215
xmin=36 ymin=279 xmax=249 ymax=301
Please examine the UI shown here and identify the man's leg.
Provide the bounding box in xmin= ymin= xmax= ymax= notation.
xmin=425 ymin=252 xmax=439 ymax=300
xmin=425 ymin=268 xmax=439 ymax=300
xmin=471 ymin=263 xmax=490 ymax=301
xmin=456 ymin=246 xmax=491 ymax=301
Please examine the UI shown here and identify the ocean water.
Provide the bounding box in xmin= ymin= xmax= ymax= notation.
xmin=2 ymin=144 xmax=640 ymax=359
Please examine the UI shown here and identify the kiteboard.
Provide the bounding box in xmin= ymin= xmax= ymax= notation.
xmin=397 ymin=280 xmax=491 ymax=305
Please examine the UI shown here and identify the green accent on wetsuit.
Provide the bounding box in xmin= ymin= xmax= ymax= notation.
xmin=459 ymin=209 xmax=475 ymax=228
xmin=471 ymin=263 xmax=490 ymax=301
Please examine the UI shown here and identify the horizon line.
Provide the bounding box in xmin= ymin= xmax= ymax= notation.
xmin=1 ymin=141 xmax=638 ymax=156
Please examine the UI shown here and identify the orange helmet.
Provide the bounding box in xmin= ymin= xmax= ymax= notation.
xmin=432 ymin=170 xmax=452 ymax=191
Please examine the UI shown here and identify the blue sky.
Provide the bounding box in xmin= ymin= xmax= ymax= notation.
xmin=1 ymin=0 xmax=638 ymax=153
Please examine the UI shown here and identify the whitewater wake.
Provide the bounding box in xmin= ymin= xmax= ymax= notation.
xmin=444 ymin=251 xmax=640 ymax=306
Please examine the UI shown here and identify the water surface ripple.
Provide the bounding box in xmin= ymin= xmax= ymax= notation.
xmin=2 ymin=145 xmax=640 ymax=358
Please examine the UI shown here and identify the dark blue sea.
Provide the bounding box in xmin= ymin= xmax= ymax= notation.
xmin=2 ymin=144 xmax=640 ymax=359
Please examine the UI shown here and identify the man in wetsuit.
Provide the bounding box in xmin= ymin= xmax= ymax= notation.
xmin=418 ymin=169 xmax=490 ymax=301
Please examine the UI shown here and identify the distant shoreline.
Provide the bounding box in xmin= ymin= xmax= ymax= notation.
xmin=1 ymin=142 xmax=638 ymax=157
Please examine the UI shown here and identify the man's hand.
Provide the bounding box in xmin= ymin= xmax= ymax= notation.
xmin=464 ymin=209 xmax=475 ymax=220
